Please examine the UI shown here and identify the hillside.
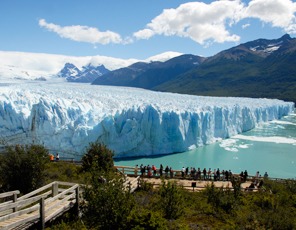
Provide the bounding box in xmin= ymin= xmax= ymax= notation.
xmin=91 ymin=34 xmax=296 ymax=103
xmin=92 ymin=54 xmax=205 ymax=89
xmin=154 ymin=34 xmax=296 ymax=103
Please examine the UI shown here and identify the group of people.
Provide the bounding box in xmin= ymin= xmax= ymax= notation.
xmin=181 ymin=167 xmax=235 ymax=181
xmin=134 ymin=164 xmax=268 ymax=183
xmin=135 ymin=164 xmax=175 ymax=178
xmin=49 ymin=153 xmax=60 ymax=162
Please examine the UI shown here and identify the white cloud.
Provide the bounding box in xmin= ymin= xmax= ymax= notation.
xmin=133 ymin=0 xmax=296 ymax=44
xmin=245 ymin=0 xmax=296 ymax=33
xmin=39 ymin=19 xmax=123 ymax=45
xmin=133 ymin=1 xmax=244 ymax=44
xmin=133 ymin=29 xmax=155 ymax=40
xmin=39 ymin=0 xmax=296 ymax=47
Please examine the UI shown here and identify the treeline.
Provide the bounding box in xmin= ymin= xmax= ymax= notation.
xmin=0 ymin=142 xmax=296 ymax=229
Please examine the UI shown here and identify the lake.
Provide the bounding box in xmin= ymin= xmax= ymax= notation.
xmin=115 ymin=111 xmax=296 ymax=179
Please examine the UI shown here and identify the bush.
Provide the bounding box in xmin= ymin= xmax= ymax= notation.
xmin=0 ymin=144 xmax=48 ymax=194
xmin=82 ymin=172 xmax=135 ymax=229
xmin=158 ymin=180 xmax=185 ymax=220
xmin=81 ymin=141 xmax=114 ymax=173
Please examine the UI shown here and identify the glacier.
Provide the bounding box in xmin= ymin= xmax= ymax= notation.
xmin=0 ymin=81 xmax=294 ymax=159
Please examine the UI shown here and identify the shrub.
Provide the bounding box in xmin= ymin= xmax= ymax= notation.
xmin=81 ymin=141 xmax=114 ymax=173
xmin=0 ymin=144 xmax=48 ymax=194
xmin=158 ymin=180 xmax=185 ymax=220
xmin=82 ymin=172 xmax=135 ymax=229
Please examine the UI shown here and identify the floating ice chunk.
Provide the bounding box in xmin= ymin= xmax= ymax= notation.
xmin=233 ymin=135 xmax=296 ymax=144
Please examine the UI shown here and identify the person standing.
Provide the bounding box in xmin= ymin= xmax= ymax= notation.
xmin=181 ymin=167 xmax=185 ymax=178
xmin=56 ymin=153 xmax=60 ymax=161
xmin=159 ymin=164 xmax=163 ymax=177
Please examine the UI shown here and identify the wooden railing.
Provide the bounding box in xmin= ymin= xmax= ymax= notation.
xmin=0 ymin=181 xmax=79 ymax=230
xmin=114 ymin=165 xmax=294 ymax=182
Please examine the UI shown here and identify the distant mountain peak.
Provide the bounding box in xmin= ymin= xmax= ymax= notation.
xmin=246 ymin=34 xmax=294 ymax=56
xmin=58 ymin=63 xmax=110 ymax=83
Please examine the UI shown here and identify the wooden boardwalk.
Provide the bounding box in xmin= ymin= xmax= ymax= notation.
xmin=0 ymin=176 xmax=139 ymax=230
xmin=0 ymin=181 xmax=79 ymax=230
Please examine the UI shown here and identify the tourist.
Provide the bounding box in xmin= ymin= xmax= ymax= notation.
xmin=264 ymin=172 xmax=268 ymax=179
xmin=221 ymin=170 xmax=225 ymax=181
xmin=255 ymin=171 xmax=259 ymax=178
xmin=246 ymin=182 xmax=255 ymax=192
xmin=207 ymin=168 xmax=212 ymax=180
xmin=152 ymin=165 xmax=157 ymax=176
xmin=240 ymin=171 xmax=244 ymax=182
xmin=49 ymin=154 xmax=54 ymax=162
xmin=244 ymin=170 xmax=248 ymax=182
xmin=217 ymin=168 xmax=220 ymax=181
xmin=229 ymin=170 xmax=233 ymax=179
xmin=140 ymin=164 xmax=145 ymax=176
xmin=258 ymin=179 xmax=264 ymax=188
xmin=225 ymin=170 xmax=229 ymax=181
xmin=159 ymin=164 xmax=163 ymax=177
xmin=197 ymin=168 xmax=201 ymax=180
xmin=203 ymin=168 xmax=207 ymax=180
xmin=165 ymin=166 xmax=169 ymax=177
xmin=182 ymin=166 xmax=185 ymax=178
xmin=56 ymin=153 xmax=60 ymax=161
xmin=147 ymin=165 xmax=152 ymax=177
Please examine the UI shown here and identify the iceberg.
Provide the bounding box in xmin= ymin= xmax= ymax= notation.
xmin=0 ymin=82 xmax=294 ymax=158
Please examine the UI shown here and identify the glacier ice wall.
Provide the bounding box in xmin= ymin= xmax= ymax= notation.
xmin=0 ymin=82 xmax=294 ymax=158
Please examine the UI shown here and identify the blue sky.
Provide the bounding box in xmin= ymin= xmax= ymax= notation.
xmin=1 ymin=0 xmax=296 ymax=59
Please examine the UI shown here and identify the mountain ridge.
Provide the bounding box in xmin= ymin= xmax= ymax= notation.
xmin=91 ymin=34 xmax=296 ymax=103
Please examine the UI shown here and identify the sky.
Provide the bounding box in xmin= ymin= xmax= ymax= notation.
xmin=1 ymin=0 xmax=296 ymax=60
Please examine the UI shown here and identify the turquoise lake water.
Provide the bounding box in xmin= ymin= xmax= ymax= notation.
xmin=115 ymin=112 xmax=296 ymax=179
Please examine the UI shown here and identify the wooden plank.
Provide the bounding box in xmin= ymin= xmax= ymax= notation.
xmin=45 ymin=200 xmax=74 ymax=223
xmin=17 ymin=182 xmax=55 ymax=201
xmin=0 ymin=204 xmax=39 ymax=222
xmin=44 ymin=184 xmax=78 ymax=205
xmin=45 ymin=193 xmax=75 ymax=213
xmin=0 ymin=191 xmax=20 ymax=199
xmin=0 ymin=193 xmax=49 ymax=213
xmin=0 ymin=212 xmax=39 ymax=230
xmin=56 ymin=181 xmax=78 ymax=187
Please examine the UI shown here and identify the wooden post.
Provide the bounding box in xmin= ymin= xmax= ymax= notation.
xmin=75 ymin=186 xmax=80 ymax=216
xmin=52 ymin=182 xmax=58 ymax=197
xmin=13 ymin=193 xmax=18 ymax=212
xmin=39 ymin=197 xmax=45 ymax=230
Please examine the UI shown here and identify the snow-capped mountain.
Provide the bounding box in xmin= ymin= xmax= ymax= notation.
xmin=0 ymin=51 xmax=181 ymax=79
xmin=245 ymin=34 xmax=293 ymax=57
xmin=58 ymin=63 xmax=110 ymax=83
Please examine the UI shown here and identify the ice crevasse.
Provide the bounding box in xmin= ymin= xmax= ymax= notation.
xmin=0 ymin=83 xmax=294 ymax=158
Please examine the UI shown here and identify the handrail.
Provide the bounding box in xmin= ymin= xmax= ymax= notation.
xmin=17 ymin=181 xmax=56 ymax=201
xmin=0 ymin=181 xmax=80 ymax=230
xmin=0 ymin=191 xmax=20 ymax=199
xmin=114 ymin=165 xmax=295 ymax=182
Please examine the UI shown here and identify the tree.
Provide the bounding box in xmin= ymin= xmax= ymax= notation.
xmin=0 ymin=144 xmax=49 ymax=194
xmin=82 ymin=172 xmax=135 ymax=230
xmin=158 ymin=180 xmax=185 ymax=220
xmin=81 ymin=141 xmax=114 ymax=173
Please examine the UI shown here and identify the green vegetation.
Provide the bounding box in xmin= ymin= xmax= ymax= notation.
xmin=0 ymin=144 xmax=49 ymax=194
xmin=1 ymin=143 xmax=296 ymax=229
xmin=83 ymin=172 xmax=135 ymax=229
xmin=81 ymin=141 xmax=114 ymax=173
